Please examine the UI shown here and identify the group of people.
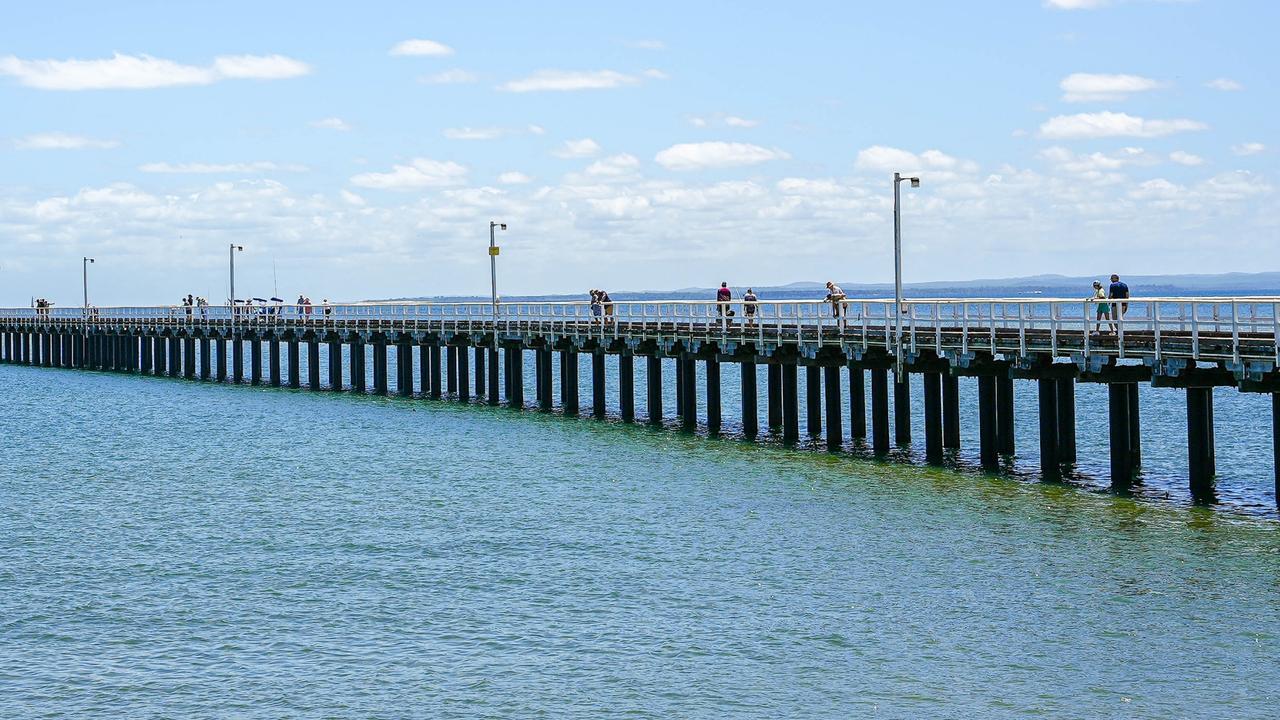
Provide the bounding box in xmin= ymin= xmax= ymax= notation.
xmin=709 ymin=281 xmax=847 ymax=325
xmin=588 ymin=289 xmax=614 ymax=322
xmin=1089 ymin=273 xmax=1130 ymax=335
xmin=33 ymin=298 xmax=54 ymax=318
xmin=181 ymin=294 xmax=210 ymax=318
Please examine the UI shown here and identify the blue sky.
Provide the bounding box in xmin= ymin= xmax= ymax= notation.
xmin=1 ymin=0 xmax=1275 ymax=304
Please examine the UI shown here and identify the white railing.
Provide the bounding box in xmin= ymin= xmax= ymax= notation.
xmin=3 ymin=297 xmax=1278 ymax=364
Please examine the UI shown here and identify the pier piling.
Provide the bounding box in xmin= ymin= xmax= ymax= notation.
xmin=824 ymin=365 xmax=842 ymax=450
xmin=893 ymin=372 xmax=911 ymax=446
xmin=307 ymin=339 xmax=320 ymax=390
xmin=978 ymin=375 xmax=998 ymax=470
xmin=706 ymin=357 xmax=722 ymax=434
xmin=849 ymin=366 xmax=867 ymax=440
xmin=488 ymin=346 xmax=500 ymax=406
xmin=741 ymin=361 xmax=758 ymax=438
xmin=328 ymin=339 xmax=342 ymax=391
xmin=1187 ymin=386 xmax=1216 ymax=503
xmin=646 ymin=355 xmax=662 ymax=424
xmin=591 ymin=351 xmax=605 ymax=418
xmin=924 ymin=371 xmax=943 ymax=465
xmin=619 ymin=352 xmax=635 ymax=422
xmin=782 ymin=362 xmax=799 ymax=444
xmin=996 ymin=376 xmax=1015 ymax=456
xmin=217 ymin=338 xmax=228 ymax=382
xmin=287 ymin=339 xmax=300 ymax=388
xmin=457 ymin=344 xmax=470 ymax=401
xmin=1108 ymin=383 xmax=1135 ymax=490
xmin=1038 ymin=378 xmax=1061 ymax=480
xmin=373 ymin=339 xmax=388 ymax=395
xmin=1056 ymin=377 xmax=1076 ymax=464
xmin=806 ymin=366 xmax=822 ymax=436
xmin=767 ymin=363 xmax=782 ymax=430
xmin=871 ymin=367 xmax=890 ymax=455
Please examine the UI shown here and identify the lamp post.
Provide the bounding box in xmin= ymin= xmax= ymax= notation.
xmin=229 ymin=243 xmax=243 ymax=323
xmin=489 ymin=221 xmax=506 ymax=321
xmin=893 ymin=172 xmax=920 ymax=378
xmin=82 ymin=256 xmax=94 ymax=316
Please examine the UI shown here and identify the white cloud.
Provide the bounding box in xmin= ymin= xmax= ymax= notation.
xmin=1232 ymin=142 xmax=1266 ymax=156
xmin=389 ymin=39 xmax=454 ymax=57
xmin=310 ymin=117 xmax=351 ymax=131
xmin=655 ymin=142 xmax=789 ymax=171
xmin=419 ymin=69 xmax=478 ymax=84
xmin=0 ymin=52 xmax=309 ymax=90
xmin=14 ymin=132 xmax=119 ymax=150
xmin=340 ymin=189 xmax=367 ymax=206
xmin=527 ymin=125 xmax=546 ymax=136
xmin=688 ymin=114 xmax=759 ymax=129
xmin=443 ymin=127 xmax=506 ymax=141
xmin=498 ymin=171 xmax=532 ymax=184
xmin=1039 ymin=112 xmax=1207 ymax=139
xmin=553 ymin=138 xmax=602 ymax=158
xmin=624 ymin=39 xmax=666 ymax=50
xmin=1045 ymin=0 xmax=1108 ymax=9
xmin=854 ymin=146 xmax=980 ymax=177
xmin=586 ymin=154 xmax=640 ymax=177
xmin=349 ymin=158 xmax=467 ymax=190
xmin=688 ymin=117 xmax=709 ymax=128
xmin=498 ymin=69 xmax=664 ymax=92
xmin=1205 ymin=78 xmax=1243 ymax=91
xmin=1059 ymin=72 xmax=1163 ymax=102
xmin=724 ymin=116 xmax=759 ymax=128
xmin=1169 ymin=151 xmax=1204 ymax=166
xmin=138 ymin=161 xmax=307 ymax=174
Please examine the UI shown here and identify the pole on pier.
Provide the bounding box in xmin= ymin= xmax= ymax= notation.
xmin=201 ymin=338 xmax=212 ymax=381
xmin=268 ymin=340 xmax=280 ymax=386
xmin=373 ymin=339 xmax=388 ymax=395
xmin=1108 ymin=383 xmax=1134 ymax=490
xmin=978 ymin=375 xmax=998 ymax=471
xmin=619 ymin=352 xmax=635 ymax=422
xmin=592 ymin=351 xmax=606 ymax=418
xmin=233 ymin=335 xmax=244 ymax=383
xmin=1038 ymin=378 xmax=1061 ymax=481
xmin=185 ymin=337 xmax=197 ymax=380
xmin=217 ymin=338 xmax=228 ymax=382
xmin=767 ymin=363 xmax=783 ymax=430
xmin=741 ymin=361 xmax=758 ymax=438
xmin=398 ymin=341 xmax=413 ymax=396
xmin=806 ymin=366 xmax=822 ymax=436
xmin=430 ymin=344 xmax=442 ymax=399
xmin=849 ymin=366 xmax=867 ymax=440
xmin=996 ymin=375 xmax=1014 ymax=456
xmin=1128 ymin=383 xmax=1142 ymax=470
xmin=923 ymin=371 xmax=943 ymax=465
xmin=328 ymin=340 xmax=342 ymax=391
xmin=457 ymin=343 xmax=470 ymax=401
xmin=782 ymin=362 xmax=799 ymax=444
xmin=942 ymin=373 xmax=960 ymax=449
xmin=475 ymin=346 xmax=485 ymax=399
xmin=893 ymin=372 xmax=911 ymax=446
xmin=646 ymin=355 xmax=662 ymax=424
xmin=352 ymin=340 xmax=366 ymax=392
xmin=824 ymin=365 xmax=842 ymax=451
xmin=488 ymin=346 xmax=500 ymax=406
xmin=871 ymin=367 xmax=890 ymax=455
xmin=287 ymin=339 xmax=300 ymax=388
xmin=510 ymin=347 xmax=524 ymax=407
xmin=1187 ymin=386 xmax=1216 ymax=503
xmin=681 ymin=353 xmax=697 ymax=431
xmin=1056 ymin=377 xmax=1076 ymax=464
xmin=307 ymin=339 xmax=321 ymax=390
xmin=706 ymin=357 xmax=722 ymax=434
xmin=560 ymin=350 xmax=576 ymax=414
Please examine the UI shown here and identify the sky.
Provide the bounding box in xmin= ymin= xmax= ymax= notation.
xmin=0 ymin=0 xmax=1276 ymax=305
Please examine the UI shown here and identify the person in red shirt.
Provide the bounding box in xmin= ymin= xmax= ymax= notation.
xmin=716 ymin=282 xmax=733 ymax=322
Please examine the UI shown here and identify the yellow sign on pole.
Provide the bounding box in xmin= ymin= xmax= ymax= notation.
xmin=489 ymin=246 xmax=500 ymax=256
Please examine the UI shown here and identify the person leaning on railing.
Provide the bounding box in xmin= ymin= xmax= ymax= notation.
xmin=743 ymin=288 xmax=759 ymax=326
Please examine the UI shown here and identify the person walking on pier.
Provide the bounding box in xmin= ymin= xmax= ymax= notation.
xmin=1108 ymin=274 xmax=1130 ymax=328
xmin=598 ymin=289 xmax=614 ymax=324
xmin=716 ymin=282 xmax=734 ymax=323
xmin=743 ymin=287 xmax=759 ymax=326
xmin=1091 ymin=280 xmax=1111 ymax=334
xmin=589 ymin=290 xmax=603 ymax=322
xmin=824 ymin=281 xmax=847 ymax=322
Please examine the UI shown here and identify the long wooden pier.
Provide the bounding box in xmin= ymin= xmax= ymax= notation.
xmin=3 ymin=297 xmax=1279 ymax=504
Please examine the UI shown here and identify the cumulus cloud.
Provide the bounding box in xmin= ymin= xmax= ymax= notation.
xmin=585 ymin=154 xmax=641 ymax=177
xmin=0 ymin=52 xmax=309 ymax=90
xmin=854 ymin=146 xmax=980 ymax=177
xmin=498 ymin=69 xmax=665 ymax=92
xmin=349 ymin=158 xmax=467 ymax=190
xmin=443 ymin=125 xmax=544 ymax=141
xmin=724 ymin=116 xmax=759 ymax=128
xmin=1205 ymin=78 xmax=1243 ymax=91
xmin=655 ymin=141 xmax=789 ymax=171
xmin=14 ymin=132 xmax=119 ymax=150
xmin=138 ymin=161 xmax=307 ymax=174
xmin=1060 ymin=72 xmax=1164 ymax=102
xmin=1039 ymin=112 xmax=1207 ymax=139
xmin=389 ymin=39 xmax=454 ymax=57
xmin=553 ymin=138 xmax=602 ymax=158
xmin=1232 ymin=142 xmax=1266 ymax=156
xmin=419 ymin=69 xmax=478 ymax=85
xmin=498 ymin=171 xmax=532 ymax=184
xmin=310 ymin=117 xmax=351 ymax=131
xmin=1169 ymin=151 xmax=1204 ymax=166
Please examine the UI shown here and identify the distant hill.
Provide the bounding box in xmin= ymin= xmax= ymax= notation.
xmin=376 ymin=271 xmax=1280 ymax=303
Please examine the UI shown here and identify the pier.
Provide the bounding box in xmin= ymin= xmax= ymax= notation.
xmin=3 ymin=297 xmax=1279 ymax=504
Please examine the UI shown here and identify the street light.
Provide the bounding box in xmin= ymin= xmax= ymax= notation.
xmin=489 ymin=221 xmax=506 ymax=321
xmin=82 ymin=256 xmax=94 ymax=317
xmin=893 ymin=172 xmax=920 ymax=378
xmin=229 ymin=243 xmax=243 ymax=323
